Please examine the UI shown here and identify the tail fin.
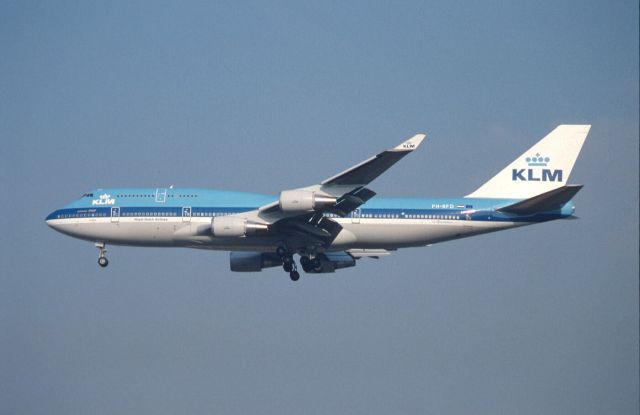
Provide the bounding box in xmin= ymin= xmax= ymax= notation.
xmin=466 ymin=125 xmax=591 ymax=199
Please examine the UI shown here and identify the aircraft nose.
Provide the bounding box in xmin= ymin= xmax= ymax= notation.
xmin=45 ymin=210 xmax=61 ymax=230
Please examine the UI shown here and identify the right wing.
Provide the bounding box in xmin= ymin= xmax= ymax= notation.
xmin=320 ymin=134 xmax=426 ymax=186
xmin=226 ymin=133 xmax=426 ymax=251
xmin=259 ymin=133 xmax=426 ymax=218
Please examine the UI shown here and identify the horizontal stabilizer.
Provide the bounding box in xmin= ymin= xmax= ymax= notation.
xmin=497 ymin=185 xmax=583 ymax=215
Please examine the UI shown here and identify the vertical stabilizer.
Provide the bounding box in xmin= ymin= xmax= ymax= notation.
xmin=466 ymin=125 xmax=590 ymax=199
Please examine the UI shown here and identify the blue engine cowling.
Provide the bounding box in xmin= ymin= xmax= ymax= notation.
xmin=230 ymin=252 xmax=283 ymax=272
xmin=306 ymin=252 xmax=356 ymax=273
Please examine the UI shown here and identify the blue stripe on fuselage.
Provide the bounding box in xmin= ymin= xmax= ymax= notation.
xmin=47 ymin=187 xmax=574 ymax=223
xmin=63 ymin=187 xmax=514 ymax=210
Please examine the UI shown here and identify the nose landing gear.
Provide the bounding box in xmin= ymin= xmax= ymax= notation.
xmin=95 ymin=242 xmax=108 ymax=268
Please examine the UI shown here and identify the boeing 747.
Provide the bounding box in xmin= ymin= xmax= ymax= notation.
xmin=46 ymin=125 xmax=590 ymax=281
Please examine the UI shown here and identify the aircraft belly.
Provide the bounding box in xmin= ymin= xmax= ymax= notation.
xmin=52 ymin=217 xmax=526 ymax=252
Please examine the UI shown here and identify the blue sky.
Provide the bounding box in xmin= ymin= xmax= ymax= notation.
xmin=1 ymin=1 xmax=638 ymax=414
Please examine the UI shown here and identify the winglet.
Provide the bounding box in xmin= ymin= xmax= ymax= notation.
xmin=392 ymin=134 xmax=426 ymax=152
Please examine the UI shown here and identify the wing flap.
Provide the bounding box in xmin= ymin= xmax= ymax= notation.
xmin=271 ymin=213 xmax=344 ymax=244
xmin=346 ymin=248 xmax=393 ymax=259
xmin=328 ymin=187 xmax=377 ymax=216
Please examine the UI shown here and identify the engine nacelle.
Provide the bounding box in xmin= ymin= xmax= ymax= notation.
xmin=307 ymin=252 xmax=356 ymax=273
xmin=230 ymin=252 xmax=283 ymax=272
xmin=211 ymin=217 xmax=268 ymax=237
xmin=279 ymin=190 xmax=336 ymax=212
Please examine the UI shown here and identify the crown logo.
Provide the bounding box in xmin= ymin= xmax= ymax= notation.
xmin=99 ymin=193 xmax=111 ymax=200
xmin=526 ymin=153 xmax=550 ymax=166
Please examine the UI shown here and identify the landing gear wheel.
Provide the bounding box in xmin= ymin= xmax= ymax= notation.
xmin=289 ymin=271 xmax=300 ymax=281
xmin=282 ymin=255 xmax=294 ymax=272
xmin=311 ymin=257 xmax=322 ymax=272
xmin=95 ymin=242 xmax=108 ymax=268
xmin=300 ymin=256 xmax=312 ymax=273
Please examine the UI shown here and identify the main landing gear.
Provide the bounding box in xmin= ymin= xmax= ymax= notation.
xmin=277 ymin=246 xmax=300 ymax=281
xmin=276 ymin=246 xmax=324 ymax=281
xmin=299 ymin=256 xmax=322 ymax=273
xmin=95 ymin=242 xmax=109 ymax=268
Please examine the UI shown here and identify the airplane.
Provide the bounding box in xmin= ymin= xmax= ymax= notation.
xmin=46 ymin=125 xmax=590 ymax=281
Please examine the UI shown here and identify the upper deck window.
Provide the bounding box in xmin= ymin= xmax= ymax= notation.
xmin=82 ymin=193 xmax=94 ymax=198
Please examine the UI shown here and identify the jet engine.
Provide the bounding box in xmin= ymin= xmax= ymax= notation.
xmin=279 ymin=190 xmax=336 ymax=212
xmin=230 ymin=252 xmax=283 ymax=272
xmin=211 ymin=217 xmax=269 ymax=237
xmin=304 ymin=252 xmax=356 ymax=273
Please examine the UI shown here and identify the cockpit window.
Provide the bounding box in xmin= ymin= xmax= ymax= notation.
xmin=82 ymin=193 xmax=94 ymax=198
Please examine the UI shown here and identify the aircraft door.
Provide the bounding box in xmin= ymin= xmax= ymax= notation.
xmin=155 ymin=188 xmax=167 ymax=203
xmin=110 ymin=207 xmax=120 ymax=223
xmin=352 ymin=208 xmax=361 ymax=224
xmin=182 ymin=206 xmax=191 ymax=222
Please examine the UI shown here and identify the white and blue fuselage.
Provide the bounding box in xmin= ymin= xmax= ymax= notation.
xmin=45 ymin=187 xmax=574 ymax=251
xmin=45 ymin=125 xmax=589 ymax=279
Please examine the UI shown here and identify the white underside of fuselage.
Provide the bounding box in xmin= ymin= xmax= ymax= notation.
xmin=46 ymin=216 xmax=528 ymax=252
